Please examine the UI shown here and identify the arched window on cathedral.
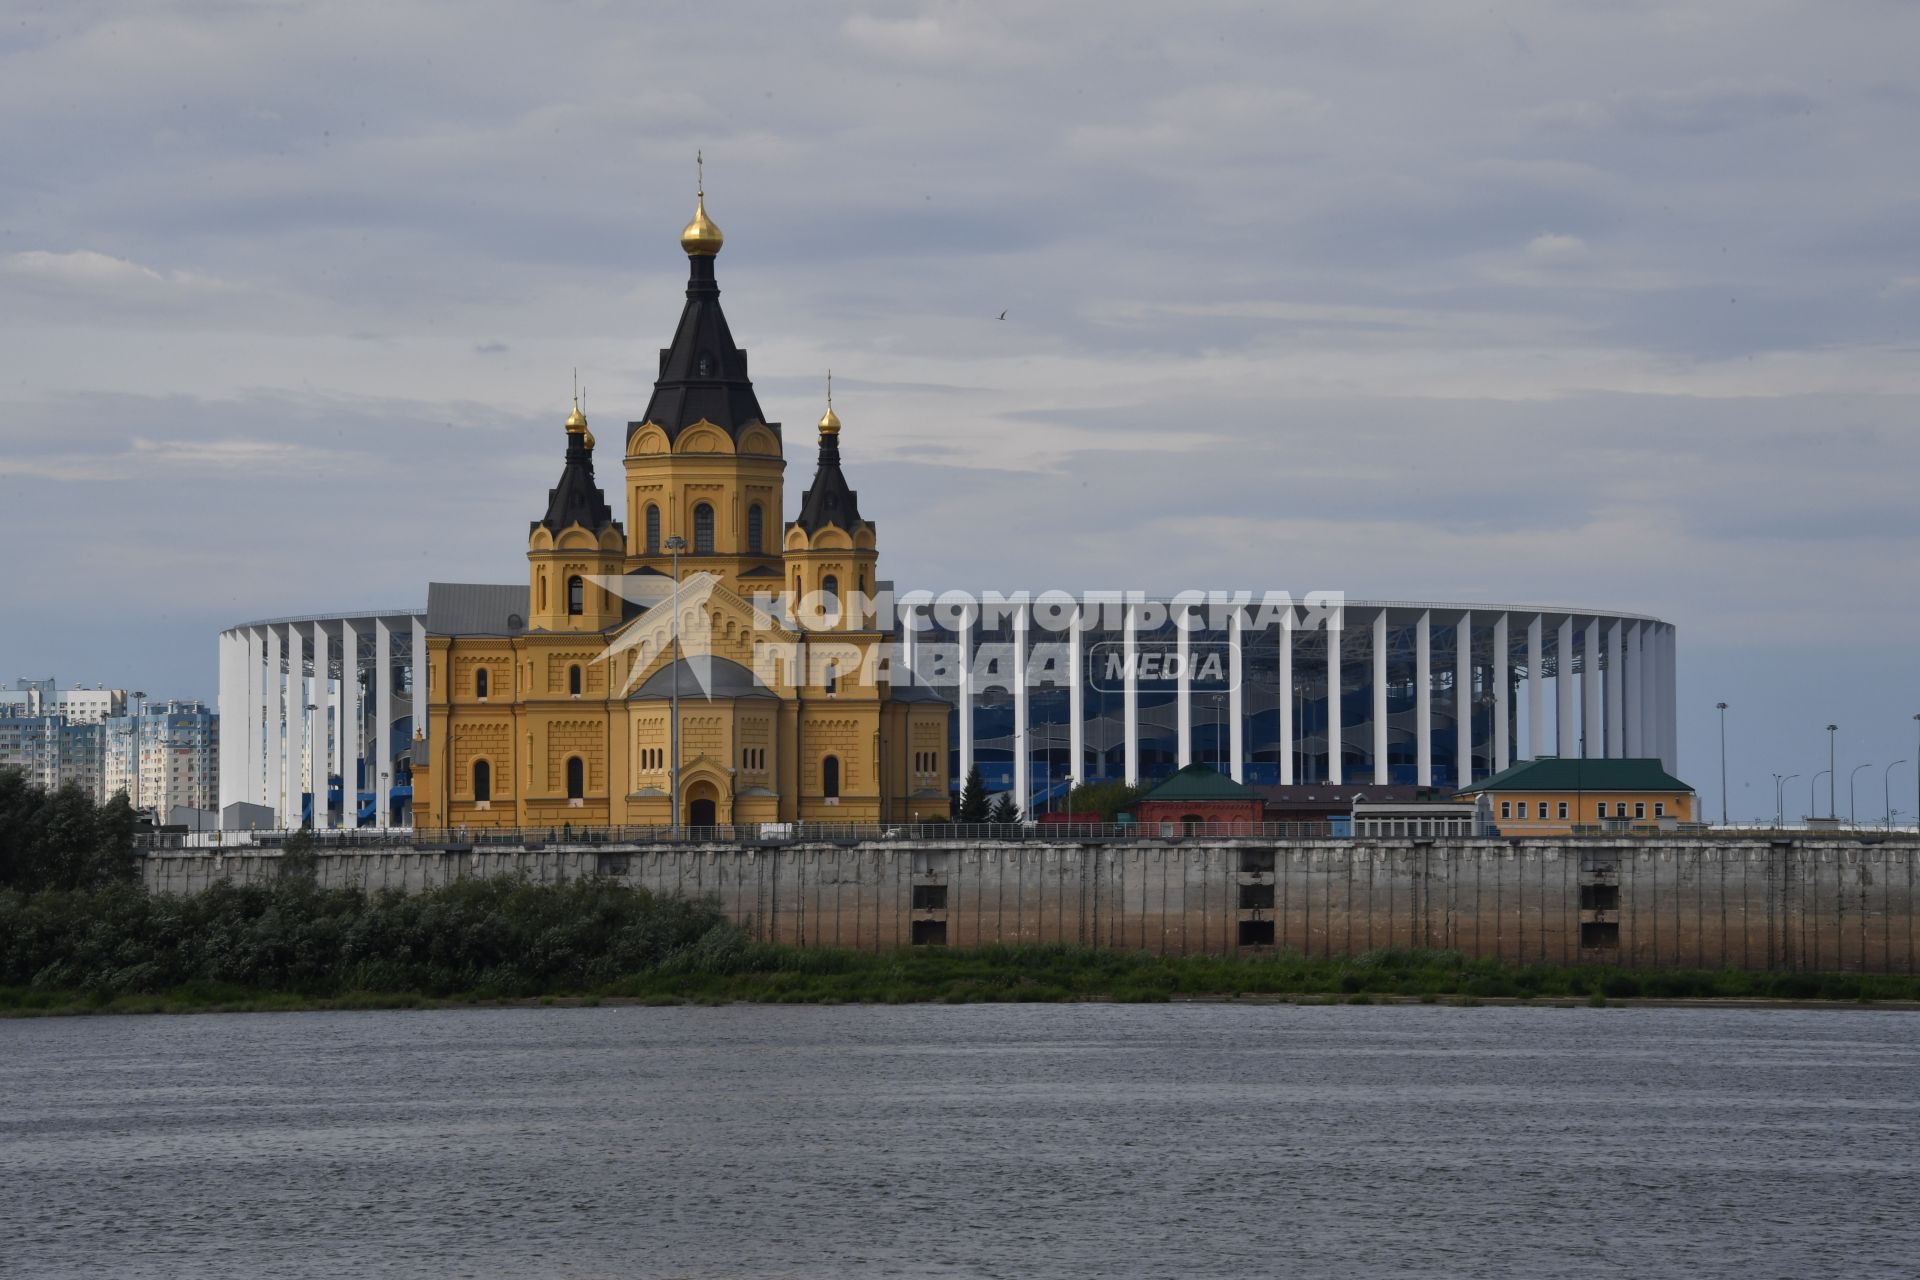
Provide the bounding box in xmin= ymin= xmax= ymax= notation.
xmin=822 ymin=754 xmax=841 ymax=800
xmin=567 ymin=575 xmax=584 ymax=616
xmin=822 ymin=574 xmax=840 ymax=623
xmin=823 ymin=660 xmax=838 ymax=697
xmin=693 ymin=503 xmax=715 ymax=554
xmin=747 ymin=503 xmax=764 ymax=553
xmin=569 ymin=664 xmax=582 ymax=696
xmin=566 ymin=756 xmax=585 ymax=800
xmin=645 ymin=504 xmax=661 ymax=554
xmin=473 ymin=759 xmax=490 ymax=802
xmin=474 ymin=668 xmax=489 ymax=700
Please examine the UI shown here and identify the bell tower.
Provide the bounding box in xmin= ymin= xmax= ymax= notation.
xmin=784 ymin=389 xmax=880 ymax=632
xmin=623 ymin=173 xmax=786 ymax=597
xmin=528 ymin=399 xmax=626 ymax=633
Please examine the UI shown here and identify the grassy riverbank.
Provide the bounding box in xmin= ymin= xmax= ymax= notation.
xmin=7 ymin=862 xmax=1918 ymax=1017
xmin=6 ymin=931 xmax=1918 ymax=1016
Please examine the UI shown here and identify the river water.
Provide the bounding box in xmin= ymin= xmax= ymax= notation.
xmin=3 ymin=1004 xmax=1917 ymax=1279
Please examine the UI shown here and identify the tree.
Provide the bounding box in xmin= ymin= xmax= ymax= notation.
xmin=957 ymin=766 xmax=990 ymax=822
xmin=0 ymin=769 xmax=140 ymax=894
xmin=986 ymin=793 xmax=1022 ymax=826
xmin=1065 ymin=778 xmax=1146 ymax=822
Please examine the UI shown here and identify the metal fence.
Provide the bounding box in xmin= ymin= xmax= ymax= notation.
xmin=140 ymin=820 xmax=1345 ymax=850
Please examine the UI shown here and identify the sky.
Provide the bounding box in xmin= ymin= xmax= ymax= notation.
xmin=2 ymin=1 xmax=1918 ymax=823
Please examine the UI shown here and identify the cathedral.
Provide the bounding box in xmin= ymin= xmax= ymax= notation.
xmin=412 ymin=187 xmax=952 ymax=830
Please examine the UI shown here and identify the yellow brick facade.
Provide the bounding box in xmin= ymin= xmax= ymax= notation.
xmin=413 ymin=202 xmax=950 ymax=831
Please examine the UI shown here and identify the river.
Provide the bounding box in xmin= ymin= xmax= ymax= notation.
xmin=4 ymin=1004 xmax=1917 ymax=1278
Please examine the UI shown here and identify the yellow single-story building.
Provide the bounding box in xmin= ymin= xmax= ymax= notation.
xmin=1458 ymin=757 xmax=1696 ymax=836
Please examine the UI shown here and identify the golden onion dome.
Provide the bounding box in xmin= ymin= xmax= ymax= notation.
xmin=680 ymin=192 xmax=724 ymax=257
xmin=818 ymin=404 xmax=841 ymax=436
xmin=564 ymin=398 xmax=589 ymax=433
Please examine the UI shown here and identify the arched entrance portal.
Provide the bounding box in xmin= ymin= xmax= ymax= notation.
xmin=685 ymin=779 xmax=720 ymax=830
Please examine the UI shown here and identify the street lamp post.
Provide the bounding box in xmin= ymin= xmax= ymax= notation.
xmin=1913 ymin=714 xmax=1919 ymax=833
xmin=1716 ymin=702 xmax=1728 ymax=826
xmin=1886 ymin=760 xmax=1908 ymax=831
xmin=1848 ymin=762 xmax=1871 ymax=827
xmin=1776 ymin=773 xmax=1798 ymax=829
xmin=1826 ymin=724 xmax=1838 ymax=818
xmin=665 ymin=534 xmax=688 ymax=838
xmin=1810 ymin=770 xmax=1829 ymax=823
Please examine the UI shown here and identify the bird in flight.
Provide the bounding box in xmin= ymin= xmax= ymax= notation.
xmin=996 ymin=309 xmax=1007 ymax=320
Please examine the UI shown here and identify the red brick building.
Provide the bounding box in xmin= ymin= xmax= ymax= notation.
xmin=1132 ymin=765 xmax=1265 ymax=835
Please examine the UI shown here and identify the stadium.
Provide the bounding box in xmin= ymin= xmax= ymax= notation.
xmin=217 ymin=598 xmax=1674 ymax=827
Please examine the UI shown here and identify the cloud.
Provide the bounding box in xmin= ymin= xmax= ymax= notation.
xmin=1 ymin=1 xmax=1918 ymax=797
xmin=1525 ymin=233 xmax=1587 ymax=262
xmin=1535 ymin=81 xmax=1818 ymax=135
xmin=1 ymin=248 xmax=227 ymax=296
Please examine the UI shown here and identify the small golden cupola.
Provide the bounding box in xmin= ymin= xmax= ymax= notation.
xmin=564 ymin=397 xmax=594 ymax=450
xmin=680 ymin=155 xmax=724 ymax=258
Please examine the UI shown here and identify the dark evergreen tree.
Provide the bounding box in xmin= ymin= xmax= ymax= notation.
xmin=957 ymin=766 xmax=990 ymax=822
xmin=986 ymin=793 xmax=1022 ymax=826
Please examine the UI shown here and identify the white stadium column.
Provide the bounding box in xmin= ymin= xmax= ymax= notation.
xmin=245 ymin=627 xmax=263 ymax=807
xmin=376 ymin=618 xmax=393 ymax=829
xmin=285 ymin=626 xmax=304 ymax=830
xmin=1416 ymin=610 xmax=1432 ymax=787
xmin=1607 ymin=620 xmax=1626 ymax=757
xmin=1372 ymin=610 xmax=1389 ymax=785
xmin=1454 ymin=614 xmax=1472 ymax=787
xmin=1067 ymin=604 xmax=1084 ymax=789
xmin=1122 ymin=602 xmax=1140 ymax=785
xmin=1492 ymin=614 xmax=1510 ymax=772
xmin=1641 ymin=624 xmax=1657 ymax=761
xmin=1583 ymin=618 xmax=1602 ymax=759
xmin=957 ymin=611 xmax=974 ymax=789
xmin=412 ymin=614 xmax=428 ymax=755
xmin=1327 ymin=615 xmax=1343 ymax=786
xmin=1624 ymin=623 xmax=1643 ymax=757
xmin=311 ymin=621 xmax=328 ymax=829
xmin=1012 ymin=603 xmax=1030 ymax=816
xmin=1526 ymin=615 xmax=1544 ymax=762
xmin=1557 ymin=616 xmax=1576 ymax=758
xmin=218 ymin=631 xmax=238 ymax=813
xmin=1278 ymin=608 xmax=1295 ymax=786
xmin=341 ymin=619 xmax=361 ymax=829
xmin=265 ymin=624 xmax=283 ymax=824
xmin=1660 ymin=627 xmax=1678 ymax=772
xmin=1227 ymin=609 xmax=1245 ymax=783
xmin=1175 ymin=605 xmax=1192 ymax=769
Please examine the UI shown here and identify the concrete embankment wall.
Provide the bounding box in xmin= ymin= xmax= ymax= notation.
xmin=142 ymin=838 xmax=1920 ymax=973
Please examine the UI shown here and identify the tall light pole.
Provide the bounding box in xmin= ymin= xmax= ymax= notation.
xmin=1716 ymin=702 xmax=1728 ymax=826
xmin=1848 ymin=762 xmax=1871 ymax=827
xmin=665 ymin=534 xmax=688 ymax=837
xmin=1777 ymin=773 xmax=1798 ymax=828
xmin=1826 ymin=724 xmax=1838 ymax=818
xmin=1886 ymin=760 xmax=1907 ymax=831
xmin=1810 ymin=770 xmax=1829 ymax=823
xmin=1913 ymin=714 xmax=1919 ymax=833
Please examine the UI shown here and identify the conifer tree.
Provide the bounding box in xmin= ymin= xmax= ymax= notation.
xmin=957 ymin=766 xmax=990 ymax=822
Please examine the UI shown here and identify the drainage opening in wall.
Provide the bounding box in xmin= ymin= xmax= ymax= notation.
xmin=1580 ymin=921 xmax=1620 ymax=949
xmin=1579 ymin=884 xmax=1620 ymax=911
xmin=1238 ymin=882 xmax=1275 ymax=910
xmin=911 ymin=884 xmax=948 ymax=911
xmin=1238 ymin=920 xmax=1276 ymax=947
xmin=1239 ymin=849 xmax=1276 ymax=873
xmin=911 ymin=919 xmax=948 ymax=946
